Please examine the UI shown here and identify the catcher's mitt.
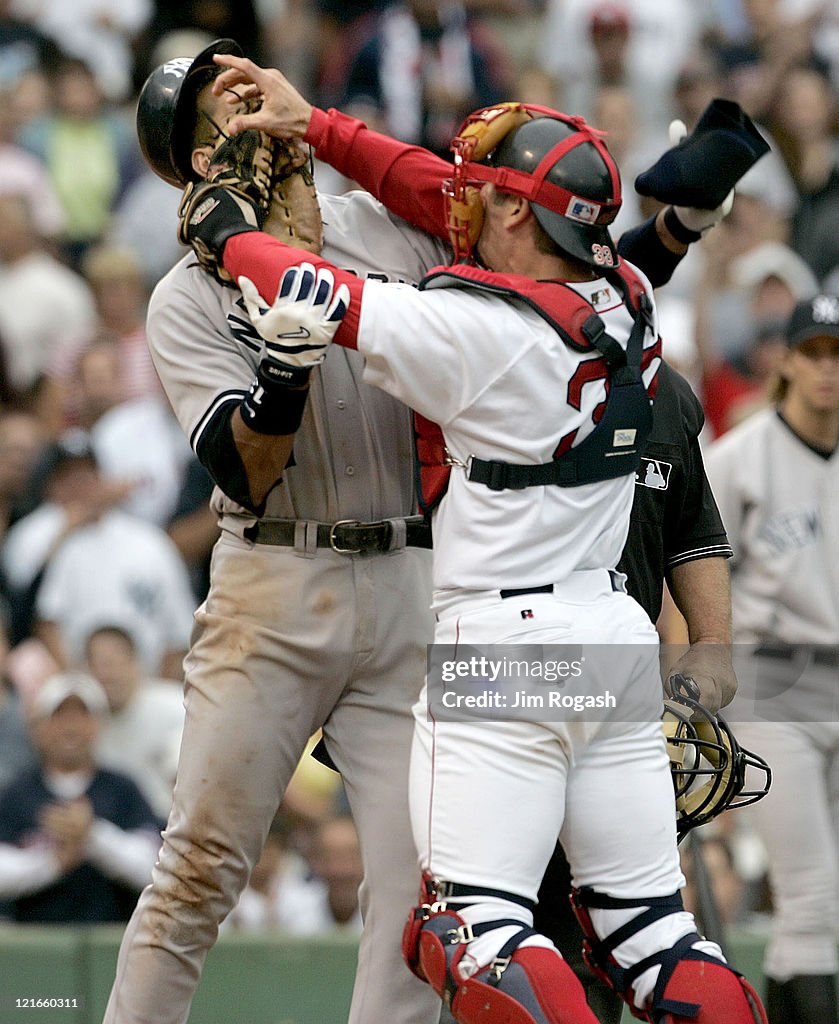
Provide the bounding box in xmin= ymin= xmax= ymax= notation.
xmin=178 ymin=99 xmax=323 ymax=285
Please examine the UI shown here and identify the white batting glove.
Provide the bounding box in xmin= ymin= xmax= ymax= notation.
xmin=239 ymin=263 xmax=350 ymax=372
xmin=667 ymin=119 xmax=735 ymax=235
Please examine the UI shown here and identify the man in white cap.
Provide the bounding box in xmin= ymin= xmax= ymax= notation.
xmin=0 ymin=671 xmax=161 ymax=922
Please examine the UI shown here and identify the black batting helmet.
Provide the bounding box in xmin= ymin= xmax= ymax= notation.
xmin=486 ymin=115 xmax=622 ymax=268
xmin=135 ymin=38 xmax=244 ymax=187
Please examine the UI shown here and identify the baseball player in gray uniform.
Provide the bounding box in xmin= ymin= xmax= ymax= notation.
xmin=103 ymin=42 xmax=448 ymax=1024
xmin=706 ymin=294 xmax=839 ymax=1024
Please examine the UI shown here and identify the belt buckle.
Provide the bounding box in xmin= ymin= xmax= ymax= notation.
xmin=328 ymin=519 xmax=363 ymax=554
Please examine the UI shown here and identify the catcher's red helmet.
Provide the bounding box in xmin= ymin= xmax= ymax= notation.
xmin=662 ymin=689 xmax=771 ymax=841
xmin=445 ymin=103 xmax=622 ymax=268
xmin=486 ymin=115 xmax=622 ymax=268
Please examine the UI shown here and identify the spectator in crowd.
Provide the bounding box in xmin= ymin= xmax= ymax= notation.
xmin=556 ymin=4 xmax=637 ymax=126
xmin=0 ymin=191 xmax=97 ymax=396
xmin=0 ymin=0 xmax=63 ymax=95
xmin=0 ymin=81 xmax=64 ymax=240
xmin=709 ymin=0 xmax=823 ymax=125
xmin=1 ymin=437 xmax=133 ymax=644
xmin=671 ymin=48 xmax=726 ymax=134
xmin=337 ymin=0 xmax=514 ymax=157
xmin=70 ymin=341 xmax=125 ymax=432
xmin=222 ymin=812 xmax=307 ymax=932
xmin=766 ymin=62 xmax=839 ymax=283
xmin=3 ymin=440 xmax=195 ymax=679
xmin=539 ymin=0 xmax=702 ymax=137
xmin=302 ymin=814 xmax=363 ymax=933
xmin=88 ymin=389 xmax=195 ymax=530
xmin=11 ymin=0 xmax=153 ymax=103
xmin=702 ymin=240 xmax=818 ymax=434
xmin=60 ymin=244 xmax=203 ymax=530
xmin=108 ymin=171 xmax=185 ymax=289
xmin=18 ymin=56 xmax=142 ymax=270
xmin=0 ymin=606 xmax=36 ymax=794
xmin=0 ymin=407 xmax=44 ymax=546
xmin=225 ymin=800 xmax=363 ymax=936
xmin=0 ymin=671 xmax=161 ymax=923
xmin=84 ymin=625 xmax=184 ymax=820
xmin=133 ymin=0 xmax=261 ymax=91
xmin=80 ymin=245 xmax=160 ymax=402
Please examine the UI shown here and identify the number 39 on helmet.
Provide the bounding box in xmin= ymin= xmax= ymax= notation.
xmin=662 ymin=693 xmax=771 ymax=841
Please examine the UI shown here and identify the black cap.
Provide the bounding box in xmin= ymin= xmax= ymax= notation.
xmin=635 ymin=98 xmax=770 ymax=210
xmin=786 ymin=294 xmax=839 ymax=348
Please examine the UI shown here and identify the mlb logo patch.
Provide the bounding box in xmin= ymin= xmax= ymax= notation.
xmin=591 ymin=288 xmax=612 ymax=308
xmin=521 ymin=609 xmax=534 ymax=619
xmin=565 ymin=196 xmax=601 ymax=224
xmin=636 ymin=457 xmax=672 ymax=490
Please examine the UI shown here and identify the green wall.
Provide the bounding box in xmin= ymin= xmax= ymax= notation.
xmin=0 ymin=925 xmax=771 ymax=1024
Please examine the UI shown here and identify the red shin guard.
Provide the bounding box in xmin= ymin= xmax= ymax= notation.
xmin=453 ymin=947 xmax=600 ymax=1024
xmin=655 ymin=959 xmax=768 ymax=1024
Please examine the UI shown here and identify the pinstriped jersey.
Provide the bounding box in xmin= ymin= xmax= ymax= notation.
xmin=146 ymin=190 xmax=449 ymax=524
xmin=705 ymin=408 xmax=839 ymax=645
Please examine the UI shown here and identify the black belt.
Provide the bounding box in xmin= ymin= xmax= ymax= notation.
xmin=500 ymin=571 xmax=625 ymax=599
xmin=754 ymin=644 xmax=839 ymax=669
xmin=243 ymin=517 xmax=432 ymax=553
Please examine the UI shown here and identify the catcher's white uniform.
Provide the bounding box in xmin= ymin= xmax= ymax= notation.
xmin=344 ymin=269 xmax=709 ymax=1005
xmin=220 ymin=225 xmax=747 ymax=1010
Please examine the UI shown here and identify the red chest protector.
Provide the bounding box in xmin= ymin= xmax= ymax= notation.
xmin=414 ymin=261 xmax=660 ymax=515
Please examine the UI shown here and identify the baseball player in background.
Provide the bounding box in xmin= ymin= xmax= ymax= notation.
xmin=706 ymin=294 xmax=839 ymax=1024
xmin=178 ymin=65 xmax=769 ymax=1021
xmin=104 ymin=40 xmax=764 ymax=1024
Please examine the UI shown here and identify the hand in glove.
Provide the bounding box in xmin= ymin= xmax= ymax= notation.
xmin=239 ymin=263 xmax=350 ymax=386
xmin=666 ymin=119 xmax=734 ymax=238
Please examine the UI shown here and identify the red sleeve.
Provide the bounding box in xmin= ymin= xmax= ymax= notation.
xmin=224 ymin=233 xmax=364 ymax=349
xmin=305 ymin=107 xmax=452 ymax=241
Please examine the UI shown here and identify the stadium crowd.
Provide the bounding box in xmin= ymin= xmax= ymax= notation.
xmin=0 ymin=0 xmax=836 ymax=984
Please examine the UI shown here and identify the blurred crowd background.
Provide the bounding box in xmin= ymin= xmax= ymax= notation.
xmin=0 ymin=0 xmax=837 ymax=936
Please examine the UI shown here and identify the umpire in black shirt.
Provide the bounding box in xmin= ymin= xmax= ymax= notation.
xmin=535 ymin=358 xmax=735 ymax=1024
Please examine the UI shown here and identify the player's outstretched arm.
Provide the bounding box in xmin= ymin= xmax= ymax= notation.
xmin=211 ymin=53 xmax=453 ymax=241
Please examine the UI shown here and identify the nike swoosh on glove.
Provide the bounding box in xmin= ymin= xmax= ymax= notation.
xmin=239 ymin=263 xmax=350 ymax=373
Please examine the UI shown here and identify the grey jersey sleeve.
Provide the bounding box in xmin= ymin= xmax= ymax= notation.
xmin=147 ymin=258 xmax=260 ymax=453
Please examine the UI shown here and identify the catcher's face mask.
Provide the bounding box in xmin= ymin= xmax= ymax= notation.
xmin=662 ymin=693 xmax=771 ymax=841
xmin=443 ymin=102 xmax=622 ymax=266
